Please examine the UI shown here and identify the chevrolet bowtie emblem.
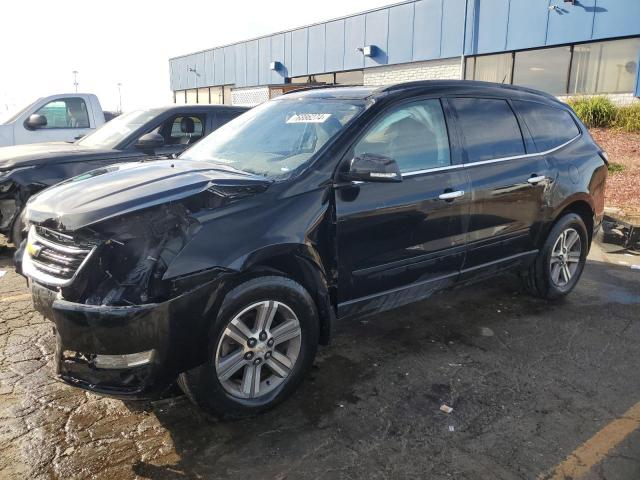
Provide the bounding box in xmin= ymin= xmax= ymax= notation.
xmin=27 ymin=242 xmax=42 ymax=258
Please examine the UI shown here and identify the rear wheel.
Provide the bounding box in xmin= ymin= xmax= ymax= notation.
xmin=523 ymin=213 xmax=588 ymax=299
xmin=178 ymin=276 xmax=319 ymax=419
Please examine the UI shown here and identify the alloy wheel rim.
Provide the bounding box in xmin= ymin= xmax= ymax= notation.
xmin=215 ymin=300 xmax=302 ymax=400
xmin=550 ymin=227 xmax=582 ymax=288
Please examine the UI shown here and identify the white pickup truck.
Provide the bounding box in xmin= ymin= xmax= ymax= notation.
xmin=0 ymin=93 xmax=106 ymax=147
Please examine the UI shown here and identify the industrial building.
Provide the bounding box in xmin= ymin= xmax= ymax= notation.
xmin=169 ymin=0 xmax=640 ymax=106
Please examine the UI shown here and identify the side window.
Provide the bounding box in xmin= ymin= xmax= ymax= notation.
xmin=354 ymin=99 xmax=451 ymax=173
xmin=513 ymin=101 xmax=580 ymax=152
xmin=450 ymin=98 xmax=525 ymax=163
xmin=213 ymin=111 xmax=240 ymax=130
xmin=35 ymin=97 xmax=90 ymax=129
xmin=169 ymin=116 xmax=204 ymax=144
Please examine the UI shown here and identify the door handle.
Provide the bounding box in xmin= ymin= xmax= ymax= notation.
xmin=438 ymin=190 xmax=465 ymax=201
xmin=527 ymin=175 xmax=547 ymax=184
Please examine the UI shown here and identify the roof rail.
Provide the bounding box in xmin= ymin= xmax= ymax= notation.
xmin=281 ymin=84 xmax=362 ymax=95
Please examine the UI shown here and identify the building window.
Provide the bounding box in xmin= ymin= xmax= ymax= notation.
xmin=570 ymin=38 xmax=640 ymax=95
xmin=465 ymin=53 xmax=513 ymax=84
xmin=288 ymin=70 xmax=363 ymax=86
xmin=174 ymin=91 xmax=186 ymax=105
xmin=335 ymin=70 xmax=364 ymax=85
xmin=197 ymin=88 xmax=210 ymax=104
xmin=513 ymin=46 xmax=572 ymax=95
xmin=223 ymin=85 xmax=233 ymax=105
xmin=186 ymin=89 xmax=198 ymax=104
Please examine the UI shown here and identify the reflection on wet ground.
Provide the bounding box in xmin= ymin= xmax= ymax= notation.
xmin=1 ymin=244 xmax=639 ymax=479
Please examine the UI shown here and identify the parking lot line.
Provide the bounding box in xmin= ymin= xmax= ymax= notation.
xmin=547 ymin=401 xmax=640 ymax=479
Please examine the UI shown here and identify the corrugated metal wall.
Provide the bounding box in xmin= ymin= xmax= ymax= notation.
xmin=169 ymin=0 xmax=640 ymax=90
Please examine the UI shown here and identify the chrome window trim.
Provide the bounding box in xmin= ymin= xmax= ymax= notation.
xmin=401 ymin=134 xmax=580 ymax=178
xmin=22 ymin=226 xmax=98 ymax=288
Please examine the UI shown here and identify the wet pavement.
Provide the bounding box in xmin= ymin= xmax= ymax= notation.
xmin=1 ymin=241 xmax=639 ymax=479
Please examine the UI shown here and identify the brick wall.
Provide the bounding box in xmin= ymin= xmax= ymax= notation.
xmin=364 ymin=58 xmax=461 ymax=86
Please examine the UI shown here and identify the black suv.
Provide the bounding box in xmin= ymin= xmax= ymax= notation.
xmin=0 ymin=104 xmax=247 ymax=244
xmin=17 ymin=81 xmax=607 ymax=418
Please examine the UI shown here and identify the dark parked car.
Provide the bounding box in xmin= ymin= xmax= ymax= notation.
xmin=0 ymin=104 xmax=247 ymax=244
xmin=17 ymin=81 xmax=607 ymax=418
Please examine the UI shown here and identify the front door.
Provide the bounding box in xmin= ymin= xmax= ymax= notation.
xmin=335 ymin=98 xmax=469 ymax=318
xmin=447 ymin=97 xmax=555 ymax=275
xmin=16 ymin=97 xmax=94 ymax=144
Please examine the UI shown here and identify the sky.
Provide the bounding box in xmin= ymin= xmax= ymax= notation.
xmin=0 ymin=0 xmax=394 ymax=114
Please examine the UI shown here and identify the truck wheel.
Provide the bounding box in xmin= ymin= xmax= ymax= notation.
xmin=10 ymin=209 xmax=26 ymax=247
xmin=178 ymin=276 xmax=319 ymax=419
xmin=523 ymin=213 xmax=588 ymax=300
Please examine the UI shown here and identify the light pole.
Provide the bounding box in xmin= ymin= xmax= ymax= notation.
xmin=72 ymin=70 xmax=79 ymax=92
xmin=117 ymin=83 xmax=122 ymax=113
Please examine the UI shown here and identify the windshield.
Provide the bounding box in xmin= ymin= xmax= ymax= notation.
xmin=76 ymin=109 xmax=157 ymax=149
xmin=180 ymin=97 xmax=364 ymax=179
xmin=0 ymin=99 xmax=39 ymax=125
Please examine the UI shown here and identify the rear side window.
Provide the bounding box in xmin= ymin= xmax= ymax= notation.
xmin=513 ymin=101 xmax=580 ymax=152
xmin=450 ymin=98 xmax=525 ymax=163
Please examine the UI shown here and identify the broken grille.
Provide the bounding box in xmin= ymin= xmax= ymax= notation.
xmin=23 ymin=226 xmax=97 ymax=287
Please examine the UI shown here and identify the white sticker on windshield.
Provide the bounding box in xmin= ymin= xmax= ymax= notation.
xmin=286 ymin=113 xmax=332 ymax=124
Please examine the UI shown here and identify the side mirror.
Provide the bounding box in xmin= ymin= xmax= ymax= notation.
xmin=25 ymin=114 xmax=47 ymax=130
xmin=135 ymin=132 xmax=165 ymax=151
xmin=341 ymin=153 xmax=402 ymax=183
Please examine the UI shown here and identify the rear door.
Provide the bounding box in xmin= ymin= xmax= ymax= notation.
xmin=335 ymin=98 xmax=470 ymax=316
xmin=448 ymin=97 xmax=555 ymax=276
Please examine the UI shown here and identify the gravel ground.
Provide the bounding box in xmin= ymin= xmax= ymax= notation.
xmin=1 ymin=241 xmax=639 ymax=480
xmin=591 ymin=128 xmax=640 ymax=216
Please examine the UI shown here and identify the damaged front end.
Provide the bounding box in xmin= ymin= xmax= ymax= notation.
xmin=21 ymin=189 xmax=249 ymax=398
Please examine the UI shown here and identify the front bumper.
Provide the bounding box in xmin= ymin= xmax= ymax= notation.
xmin=31 ymin=276 xmax=223 ymax=399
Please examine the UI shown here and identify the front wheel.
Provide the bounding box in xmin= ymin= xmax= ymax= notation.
xmin=178 ymin=276 xmax=319 ymax=419
xmin=523 ymin=213 xmax=589 ymax=300
xmin=10 ymin=209 xmax=26 ymax=247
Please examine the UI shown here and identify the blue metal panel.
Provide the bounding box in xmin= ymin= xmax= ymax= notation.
xmin=169 ymin=60 xmax=179 ymax=91
xmin=441 ymin=0 xmax=466 ymax=58
xmin=413 ymin=0 xmax=442 ymax=60
xmin=388 ymin=3 xmax=414 ymax=65
xmin=204 ymin=50 xmax=214 ymax=86
xmin=224 ymin=46 xmax=235 ymax=85
xmin=194 ymin=52 xmax=206 ymax=87
xmin=593 ymin=0 xmax=640 ymax=40
xmin=270 ymin=34 xmax=286 ymax=83
xmin=246 ymin=40 xmax=259 ymax=87
xmin=308 ymin=24 xmax=326 ymax=74
xmin=344 ymin=15 xmax=365 ymax=70
xmin=506 ymin=0 xmax=548 ymax=51
xmin=325 ymin=20 xmax=345 ymax=72
xmin=474 ymin=0 xmax=508 ymax=54
xmin=214 ymin=48 xmax=224 ymax=85
xmin=258 ymin=37 xmax=271 ymax=85
xmin=636 ymin=48 xmax=640 ymax=98
xmin=180 ymin=57 xmax=191 ymax=90
xmin=291 ymin=28 xmax=308 ymax=77
xmin=546 ymin=0 xmax=596 ymax=46
xmin=365 ymin=8 xmax=389 ymax=66
xmin=284 ymin=31 xmax=293 ymax=78
xmin=234 ymin=43 xmax=247 ymax=87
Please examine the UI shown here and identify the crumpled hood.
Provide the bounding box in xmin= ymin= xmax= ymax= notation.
xmin=25 ymin=159 xmax=271 ymax=231
xmin=0 ymin=142 xmax=113 ymax=170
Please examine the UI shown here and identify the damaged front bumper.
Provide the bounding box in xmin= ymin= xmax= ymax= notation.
xmin=31 ymin=275 xmax=224 ymax=399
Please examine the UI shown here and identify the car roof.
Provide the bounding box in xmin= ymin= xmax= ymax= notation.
xmin=144 ymin=104 xmax=249 ymax=115
xmin=282 ymin=80 xmax=563 ymax=107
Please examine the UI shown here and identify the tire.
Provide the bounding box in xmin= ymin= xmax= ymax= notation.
xmin=10 ymin=209 xmax=26 ymax=247
xmin=523 ymin=213 xmax=589 ymax=300
xmin=178 ymin=276 xmax=319 ymax=419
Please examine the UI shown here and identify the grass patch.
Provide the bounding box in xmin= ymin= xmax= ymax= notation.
xmin=568 ymin=96 xmax=617 ymax=128
xmin=607 ymin=162 xmax=626 ymax=174
xmin=614 ymin=104 xmax=640 ymax=132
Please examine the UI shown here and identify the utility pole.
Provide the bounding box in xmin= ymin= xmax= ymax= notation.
xmin=117 ymin=83 xmax=122 ymax=113
xmin=72 ymin=70 xmax=79 ymax=92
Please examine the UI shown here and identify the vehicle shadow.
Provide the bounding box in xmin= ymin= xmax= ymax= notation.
xmin=127 ymin=257 xmax=639 ymax=479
